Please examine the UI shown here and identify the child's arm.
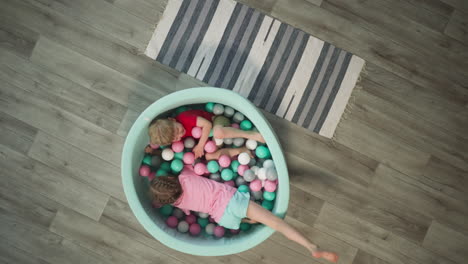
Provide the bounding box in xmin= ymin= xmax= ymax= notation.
xmin=193 ymin=117 xmax=212 ymax=158
xmin=246 ymin=201 xmax=338 ymax=263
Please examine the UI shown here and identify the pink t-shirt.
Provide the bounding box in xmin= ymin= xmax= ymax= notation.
xmin=173 ymin=166 xmax=237 ymax=222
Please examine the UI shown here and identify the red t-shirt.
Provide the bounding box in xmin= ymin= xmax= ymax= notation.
xmin=175 ymin=110 xmax=214 ymax=137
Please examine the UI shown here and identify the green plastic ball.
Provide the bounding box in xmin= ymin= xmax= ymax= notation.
xmin=170 ymin=159 xmax=184 ymax=173
xmin=160 ymin=204 xmax=173 ymax=216
xmin=238 ymin=185 xmax=249 ymax=193
xmin=160 ymin=145 xmax=169 ymax=149
xmin=240 ymin=120 xmax=253 ymax=131
xmin=205 ymin=102 xmax=215 ymax=113
xmin=209 ymin=130 xmax=214 ymax=138
xmin=255 ymin=146 xmax=271 ymax=159
xmin=263 ymin=191 xmax=276 ymax=201
xmin=142 ymin=155 xmax=152 ymax=166
xmin=197 ymin=217 xmax=209 ymax=228
xmin=221 ymin=168 xmax=234 ymax=181
xmin=175 ymin=106 xmax=189 ymax=115
xmin=160 ymin=162 xmax=171 ymax=172
xmin=262 ymin=200 xmax=274 ymax=211
xmin=230 ymin=160 xmax=240 ymax=172
xmin=156 ymin=169 xmax=169 ymax=177
xmin=207 ymin=160 xmax=220 ymax=173
xmin=240 ymin=223 xmax=251 ymax=231
xmin=174 ymin=152 xmax=184 ymax=160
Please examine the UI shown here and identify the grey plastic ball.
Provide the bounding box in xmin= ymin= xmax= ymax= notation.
xmin=262 ymin=159 xmax=275 ymax=169
xmin=205 ymin=223 xmax=216 ymax=235
xmin=233 ymin=138 xmax=245 ymax=147
xmin=172 ymin=208 xmax=185 ymax=219
xmin=210 ymin=172 xmax=221 ymax=182
xmin=233 ymin=112 xmax=245 ymax=123
xmin=177 ymin=221 xmax=189 ymax=233
xmin=224 ymin=106 xmax=235 ymax=117
xmin=151 ymin=155 xmax=162 ymax=167
xmin=235 ymin=176 xmax=247 ymax=186
xmin=248 ymin=158 xmax=256 ymax=167
xmin=251 ymin=190 xmax=263 ymax=201
xmin=198 ymin=212 xmax=209 ymax=218
xmin=213 ymin=104 xmax=225 ymax=115
xmin=243 ymin=169 xmax=256 ymax=182
xmin=266 ymin=167 xmax=278 ymax=181
xmin=223 ymin=138 xmax=233 ymax=145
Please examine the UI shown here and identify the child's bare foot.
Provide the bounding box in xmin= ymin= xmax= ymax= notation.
xmin=312 ymin=251 xmax=339 ymax=263
xmin=251 ymin=132 xmax=265 ymax=143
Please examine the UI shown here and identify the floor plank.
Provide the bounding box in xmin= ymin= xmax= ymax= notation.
xmin=0 ymin=242 xmax=50 ymax=264
xmin=0 ymin=111 xmax=37 ymax=155
xmin=444 ymin=9 xmax=468 ymax=45
xmin=0 ymin=15 xmax=39 ymax=58
xmin=423 ymin=221 xmax=468 ymax=264
xmin=352 ymin=249 xmax=390 ymax=264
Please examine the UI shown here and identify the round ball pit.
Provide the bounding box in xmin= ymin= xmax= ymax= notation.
xmin=121 ymin=87 xmax=289 ymax=256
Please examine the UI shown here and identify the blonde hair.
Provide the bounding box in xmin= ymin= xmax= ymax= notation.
xmin=149 ymin=176 xmax=183 ymax=205
xmin=148 ymin=119 xmax=175 ymax=146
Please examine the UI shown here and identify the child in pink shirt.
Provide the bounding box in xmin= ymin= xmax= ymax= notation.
xmin=150 ymin=166 xmax=339 ymax=263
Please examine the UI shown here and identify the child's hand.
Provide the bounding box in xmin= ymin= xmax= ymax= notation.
xmin=193 ymin=144 xmax=204 ymax=159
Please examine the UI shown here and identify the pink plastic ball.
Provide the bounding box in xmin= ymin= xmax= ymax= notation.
xmin=231 ymin=123 xmax=240 ymax=129
xmin=249 ymin=179 xmax=262 ymax=192
xmin=209 ymin=216 xmax=215 ymax=223
xmin=166 ymin=216 xmax=178 ymax=228
xmin=264 ymin=180 xmax=278 ymax=192
xmin=204 ymin=141 xmax=217 ymax=153
xmin=185 ymin=214 xmax=197 ymax=225
xmin=194 ymin=163 xmax=206 ymax=175
xmin=237 ymin=165 xmax=249 ymax=176
xmin=183 ymin=152 xmax=195 ymax=165
xmin=224 ymin=180 xmax=235 ymax=187
xmin=172 ymin=141 xmax=184 ymax=153
xmin=230 ymin=229 xmax=240 ymax=235
xmin=218 ymin=155 xmax=231 ymax=168
xmin=192 ymin=127 xmax=202 ymax=139
xmin=139 ymin=165 xmax=151 ymax=177
xmin=189 ymin=223 xmax=201 ymax=236
xmin=214 ymin=226 xmax=225 ymax=237
xmin=150 ymin=143 xmax=159 ymax=149
xmin=148 ymin=171 xmax=156 ymax=181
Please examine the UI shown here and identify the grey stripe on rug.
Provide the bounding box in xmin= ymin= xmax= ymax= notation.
xmin=145 ymin=0 xmax=365 ymax=138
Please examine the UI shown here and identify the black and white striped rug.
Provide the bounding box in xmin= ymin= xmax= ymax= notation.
xmin=145 ymin=0 xmax=365 ymax=138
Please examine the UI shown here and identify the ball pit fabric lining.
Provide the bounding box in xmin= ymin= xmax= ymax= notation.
xmin=121 ymin=87 xmax=289 ymax=256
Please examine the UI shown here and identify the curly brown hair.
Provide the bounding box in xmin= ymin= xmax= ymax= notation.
xmin=148 ymin=119 xmax=176 ymax=146
xmin=149 ymin=176 xmax=183 ymax=205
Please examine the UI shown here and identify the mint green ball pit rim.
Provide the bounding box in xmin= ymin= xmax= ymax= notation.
xmin=121 ymin=87 xmax=289 ymax=256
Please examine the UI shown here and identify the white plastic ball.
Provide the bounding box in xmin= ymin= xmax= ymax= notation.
xmin=177 ymin=221 xmax=189 ymax=233
xmin=224 ymin=138 xmax=233 ymax=145
xmin=233 ymin=112 xmax=245 ymax=123
xmin=224 ymin=106 xmax=235 ymax=117
xmin=238 ymin=152 xmax=251 ymax=165
xmin=233 ymin=138 xmax=245 ymax=147
xmin=258 ymin=168 xmax=267 ymax=180
xmin=162 ymin=148 xmax=174 ymax=161
xmin=266 ymin=167 xmax=278 ymax=181
xmin=184 ymin=137 xmax=195 ymax=148
xmin=246 ymin=139 xmax=258 ymax=150
xmin=213 ymin=104 xmax=225 ymax=115
xmin=214 ymin=138 xmax=224 ymax=146
xmin=205 ymin=223 xmax=216 ymax=235
xmin=243 ymin=170 xmax=256 ymax=182
xmin=262 ymin=159 xmax=275 ymax=169
xmin=198 ymin=212 xmax=209 ymax=218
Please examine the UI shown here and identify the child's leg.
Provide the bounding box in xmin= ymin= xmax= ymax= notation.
xmin=213 ymin=125 xmax=265 ymax=143
xmin=205 ymin=146 xmax=252 ymax=160
xmin=246 ymin=201 xmax=338 ymax=262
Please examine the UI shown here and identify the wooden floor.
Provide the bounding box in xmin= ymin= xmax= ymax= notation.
xmin=1 ymin=0 xmax=467 ymax=263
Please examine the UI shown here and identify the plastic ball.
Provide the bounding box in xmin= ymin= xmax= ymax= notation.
xmin=214 ymin=226 xmax=225 ymax=237
xmin=194 ymin=163 xmax=207 ymax=175
xmin=255 ymin=146 xmax=270 ymax=159
xmin=214 ymin=138 xmax=224 ymax=146
xmin=183 ymin=152 xmax=195 ymax=165
xmin=150 ymin=143 xmax=159 ymax=149
xmin=166 ymin=216 xmax=178 ymax=228
xmin=175 ymin=106 xmax=189 ymax=115
xmin=156 ymin=169 xmax=169 ymax=177
xmin=184 ymin=137 xmax=196 ymax=148
xmin=251 ymin=190 xmax=263 ymax=200
xmin=172 ymin=208 xmax=185 ymax=219
xmin=205 ymin=102 xmax=215 ymax=112
xmin=210 ymin=172 xmax=221 ymax=182
xmin=192 ymin=127 xmax=202 ymax=139
xmin=224 ymin=180 xmax=235 ymax=187
xmin=233 ymin=138 xmax=245 ymax=147
xmin=170 ymin=159 xmax=184 ymax=173
xmin=162 ymin=148 xmax=175 ymax=161
xmin=243 ymin=170 xmax=256 ymax=182
xmin=189 ymin=223 xmax=201 ymax=236
xmin=160 ymin=205 xmax=173 ymax=216
xmin=262 ymin=159 xmax=275 ymax=169
xmin=230 ymin=160 xmax=240 ymax=172
xmin=250 ymin=179 xmax=262 ymax=192
xmin=224 ymin=106 xmax=235 ymax=117
xmin=263 ymin=191 xmax=276 ymax=201
xmin=185 ymin=214 xmax=197 ymax=225
xmin=257 ymin=168 xmax=267 ymax=180
xmin=218 ymin=155 xmax=231 ymax=168
xmin=230 ymin=229 xmax=241 ymax=235
xmin=142 ymin=155 xmax=152 ymax=166
xmin=205 ymin=223 xmax=216 ymax=235
xmin=266 ymin=167 xmax=278 ymax=181
xmin=208 ymin=216 xmax=215 ymax=223
xmin=151 ymin=155 xmax=162 ymax=167
xmin=238 ymin=185 xmax=249 ymax=193
xmin=221 ymin=168 xmax=234 ymax=181
xmin=235 ymin=176 xmax=247 ymax=186
xmin=237 ymin=165 xmax=249 ymax=176
xmin=238 ymin=152 xmax=251 ymax=165
xmin=245 ymin=140 xmax=257 ymax=151
xmin=248 ymin=158 xmax=256 ymax=167
xmin=160 ymin=162 xmax=171 ymax=171
xmin=139 ymin=165 xmax=151 ymax=177
xmin=240 ymin=120 xmax=253 ymax=131
xmin=264 ymin=180 xmax=278 ymax=192
xmin=224 ymin=138 xmax=233 ymax=145
xmin=207 ymin=160 xmax=220 ymax=173
xmin=262 ymin=200 xmax=274 ymax=211
xmin=178 ymin=221 xmax=189 ymax=233
xmin=175 ymin=152 xmax=184 ymax=161
xmin=213 ymin=104 xmax=225 ymax=115
xmin=198 ymin=212 xmax=209 ymax=218
xmin=197 ymin=217 xmax=209 ymax=228
xmin=148 ymin=171 xmax=156 ymax=181
xmin=240 ymin=223 xmax=251 ymax=231
xmin=231 ymin=123 xmax=240 ymax=129
xmin=172 ymin=141 xmax=184 ymax=153
xmin=250 ymin=166 xmax=259 ymax=175
xmin=204 ymin=141 xmax=217 ymax=153
xmin=233 ymin=112 xmax=245 ymax=123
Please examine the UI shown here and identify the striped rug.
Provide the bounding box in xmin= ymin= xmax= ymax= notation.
xmin=145 ymin=0 xmax=365 ymax=138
